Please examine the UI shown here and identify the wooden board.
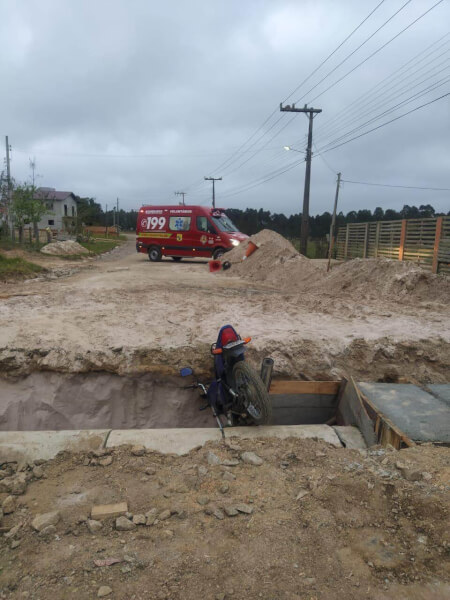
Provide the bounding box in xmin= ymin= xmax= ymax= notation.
xmin=270 ymin=380 xmax=340 ymax=396
xmin=336 ymin=378 xmax=377 ymax=447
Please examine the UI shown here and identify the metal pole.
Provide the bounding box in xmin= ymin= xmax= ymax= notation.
xmin=327 ymin=172 xmax=341 ymax=272
xmin=116 ymin=198 xmax=119 ymax=229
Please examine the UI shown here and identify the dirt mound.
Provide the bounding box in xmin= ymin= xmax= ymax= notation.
xmin=225 ymin=229 xmax=319 ymax=285
xmin=307 ymin=258 xmax=450 ymax=303
xmin=224 ymin=230 xmax=449 ymax=304
xmin=0 ymin=439 xmax=449 ymax=599
xmin=41 ymin=240 xmax=88 ymax=255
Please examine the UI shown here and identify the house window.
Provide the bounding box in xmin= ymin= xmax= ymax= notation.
xmin=72 ymin=206 xmax=75 ymax=217
xmin=64 ymin=205 xmax=68 ymax=216
xmin=48 ymin=220 xmax=54 ymax=226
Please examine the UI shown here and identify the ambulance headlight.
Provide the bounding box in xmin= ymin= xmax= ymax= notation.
xmin=231 ymin=239 xmax=240 ymax=247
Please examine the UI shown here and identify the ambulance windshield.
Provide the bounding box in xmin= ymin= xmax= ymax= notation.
xmin=212 ymin=213 xmax=239 ymax=233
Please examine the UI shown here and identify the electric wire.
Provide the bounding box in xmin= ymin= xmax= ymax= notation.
xmin=316 ymin=92 xmax=450 ymax=155
xmin=317 ymin=75 xmax=450 ymax=151
xmin=341 ymin=179 xmax=450 ymax=191
xmin=293 ymin=0 xmax=414 ymax=105
xmin=314 ymin=47 xmax=450 ymax=144
xmin=302 ymin=0 xmax=446 ymax=105
xmin=183 ymin=0 xmax=391 ymax=188
xmin=313 ymin=32 xmax=450 ymax=139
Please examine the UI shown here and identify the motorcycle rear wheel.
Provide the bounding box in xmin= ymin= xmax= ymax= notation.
xmin=231 ymin=362 xmax=272 ymax=425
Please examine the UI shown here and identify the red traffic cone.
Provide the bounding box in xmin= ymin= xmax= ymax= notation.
xmin=209 ymin=260 xmax=222 ymax=273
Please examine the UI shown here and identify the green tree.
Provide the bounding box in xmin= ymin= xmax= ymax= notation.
xmin=12 ymin=183 xmax=48 ymax=243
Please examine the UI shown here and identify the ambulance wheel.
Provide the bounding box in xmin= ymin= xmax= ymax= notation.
xmin=172 ymin=257 xmax=182 ymax=262
xmin=213 ymin=248 xmax=225 ymax=260
xmin=148 ymin=246 xmax=162 ymax=262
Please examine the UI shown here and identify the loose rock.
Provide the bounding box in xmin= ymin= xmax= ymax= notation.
xmin=235 ymin=503 xmax=254 ymax=514
xmin=224 ymin=506 xmax=239 ymax=517
xmin=241 ymin=452 xmax=263 ymax=466
xmin=97 ymin=586 xmax=112 ymax=597
xmin=31 ymin=511 xmax=60 ymax=532
xmin=223 ymin=471 xmax=236 ymax=482
xmin=197 ymin=495 xmax=210 ymax=506
xmin=32 ymin=466 xmax=44 ymax=479
xmin=99 ymin=456 xmax=113 ymax=467
xmin=2 ymin=495 xmax=16 ymax=514
xmin=206 ymin=452 xmax=221 ymax=465
xmin=132 ymin=514 xmax=146 ymax=525
xmin=158 ymin=510 xmax=171 ymax=521
xmin=115 ymin=516 xmax=136 ymax=531
xmin=131 ymin=445 xmax=146 ymax=456
xmin=87 ymin=519 xmax=103 ymax=533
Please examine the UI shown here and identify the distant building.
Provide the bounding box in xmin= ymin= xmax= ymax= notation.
xmin=33 ymin=187 xmax=78 ymax=231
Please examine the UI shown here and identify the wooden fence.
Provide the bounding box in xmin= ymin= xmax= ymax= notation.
xmin=336 ymin=216 xmax=450 ymax=275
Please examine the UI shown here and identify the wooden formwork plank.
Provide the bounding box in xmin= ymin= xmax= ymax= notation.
xmin=270 ymin=380 xmax=340 ymax=396
xmin=336 ymin=378 xmax=377 ymax=447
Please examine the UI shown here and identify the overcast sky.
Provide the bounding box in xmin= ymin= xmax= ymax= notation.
xmin=1 ymin=0 xmax=449 ymax=216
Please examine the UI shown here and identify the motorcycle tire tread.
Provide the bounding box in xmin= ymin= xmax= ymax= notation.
xmin=231 ymin=362 xmax=272 ymax=425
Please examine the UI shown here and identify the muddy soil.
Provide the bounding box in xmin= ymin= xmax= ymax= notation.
xmin=0 ymin=438 xmax=449 ymax=599
xmin=0 ymin=236 xmax=448 ymax=384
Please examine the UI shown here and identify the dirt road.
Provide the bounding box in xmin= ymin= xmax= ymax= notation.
xmin=0 ymin=236 xmax=449 ymax=382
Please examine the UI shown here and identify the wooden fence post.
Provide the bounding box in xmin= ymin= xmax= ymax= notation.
xmin=432 ymin=216 xmax=443 ymax=274
xmin=374 ymin=222 xmax=380 ymax=258
xmin=398 ymin=219 xmax=407 ymax=261
xmin=363 ymin=223 xmax=369 ymax=258
xmin=344 ymin=224 xmax=349 ymax=259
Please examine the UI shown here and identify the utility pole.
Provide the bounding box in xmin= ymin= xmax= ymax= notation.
xmin=116 ymin=198 xmax=119 ymax=229
xmin=5 ymin=136 xmax=14 ymax=241
xmin=174 ymin=191 xmax=187 ymax=205
xmin=280 ymin=103 xmax=322 ymax=255
xmin=327 ymin=172 xmax=341 ymax=272
xmin=204 ymin=177 xmax=222 ymax=209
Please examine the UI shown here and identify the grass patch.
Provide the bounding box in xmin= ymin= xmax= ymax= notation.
xmin=79 ymin=239 xmax=121 ymax=255
xmin=85 ymin=232 xmax=128 ymax=241
xmin=0 ymin=253 xmax=45 ymax=280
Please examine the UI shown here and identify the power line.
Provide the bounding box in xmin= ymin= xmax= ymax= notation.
xmin=317 ymin=75 xmax=450 ymax=151
xmin=305 ymin=0 xmax=446 ymax=105
xmin=185 ymin=0 xmax=390 ymax=184
xmin=212 ymin=1 xmax=446 ymax=188
xmin=316 ymin=92 xmax=450 ymax=154
xmin=313 ymin=32 xmax=450 ymax=139
xmin=314 ymin=47 xmax=450 ymax=144
xmin=294 ymin=0 xmax=414 ymax=105
xmin=342 ymin=179 xmax=450 ymax=191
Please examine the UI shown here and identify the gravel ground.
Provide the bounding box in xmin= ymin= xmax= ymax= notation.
xmin=0 ymin=438 xmax=449 ymax=600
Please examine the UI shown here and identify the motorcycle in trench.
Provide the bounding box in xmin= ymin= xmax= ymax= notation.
xmin=180 ymin=325 xmax=272 ymax=437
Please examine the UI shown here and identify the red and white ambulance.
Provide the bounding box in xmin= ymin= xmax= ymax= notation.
xmin=136 ymin=205 xmax=248 ymax=261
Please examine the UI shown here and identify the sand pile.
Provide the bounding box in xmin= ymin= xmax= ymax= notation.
xmin=41 ymin=240 xmax=88 ymax=255
xmin=225 ymin=229 xmax=320 ymax=286
xmin=308 ymin=258 xmax=450 ymax=303
xmin=225 ymin=230 xmax=449 ymax=303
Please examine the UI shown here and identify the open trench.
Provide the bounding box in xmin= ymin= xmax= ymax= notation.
xmin=0 ymin=370 xmax=342 ymax=432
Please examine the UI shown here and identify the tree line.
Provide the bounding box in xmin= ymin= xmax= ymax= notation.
xmin=1 ymin=173 xmax=446 ymax=242
xmin=77 ymin=199 xmax=447 ymax=239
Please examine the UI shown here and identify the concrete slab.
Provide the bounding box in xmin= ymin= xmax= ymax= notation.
xmin=106 ymin=425 xmax=342 ymax=454
xmin=358 ymin=383 xmax=450 ymax=443
xmin=333 ymin=426 xmax=367 ymax=449
xmin=0 ymin=430 xmax=109 ymax=463
xmin=428 ymin=384 xmax=450 ymax=407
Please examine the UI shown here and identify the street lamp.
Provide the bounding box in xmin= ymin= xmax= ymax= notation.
xmin=283 ymin=146 xmax=303 ymax=153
